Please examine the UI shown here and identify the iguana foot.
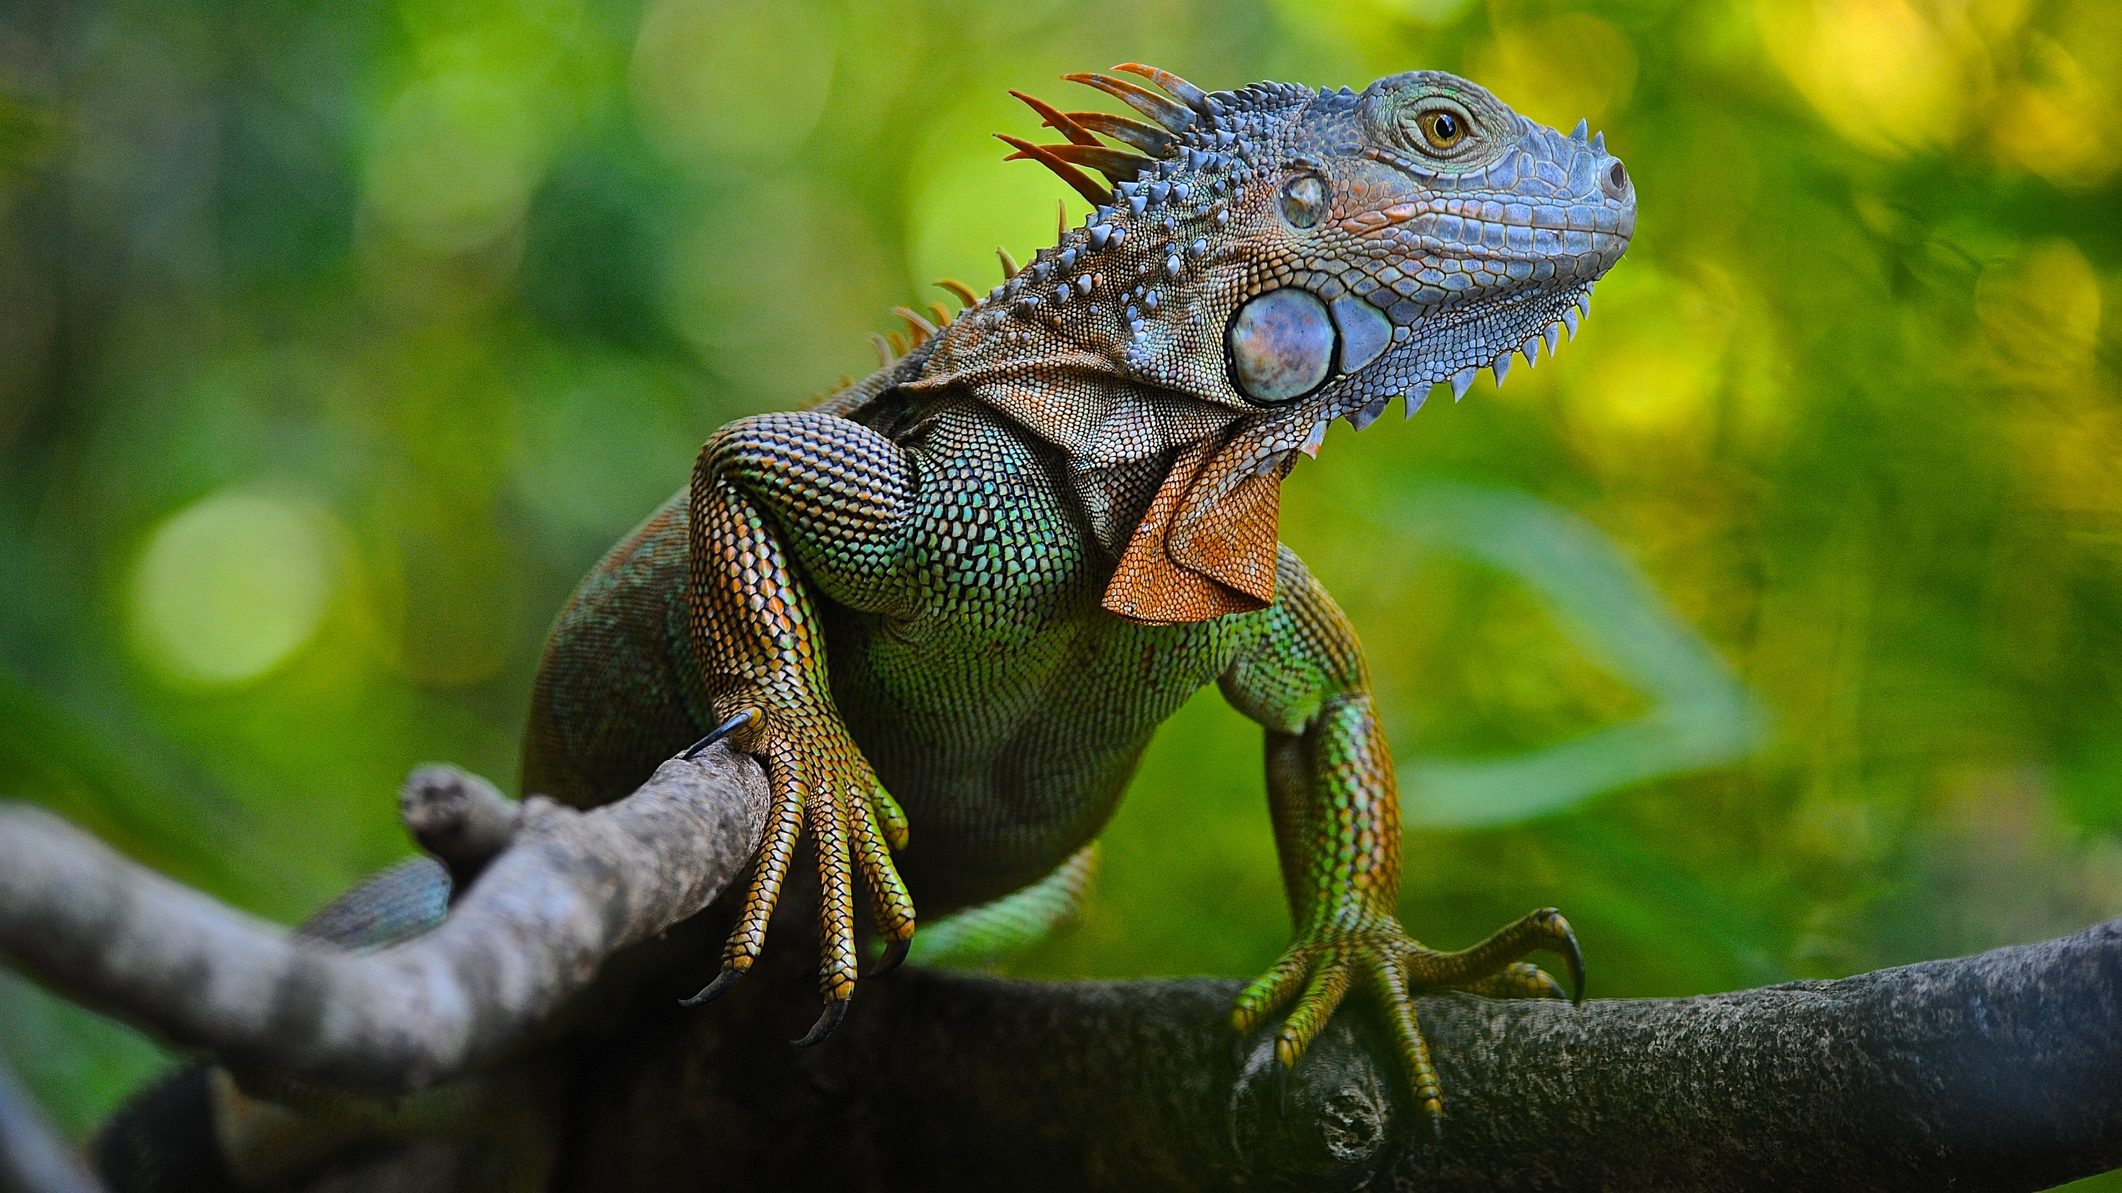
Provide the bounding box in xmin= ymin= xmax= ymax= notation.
xmin=681 ymin=699 xmax=916 ymax=1045
xmin=1231 ymin=907 xmax=1580 ymax=1127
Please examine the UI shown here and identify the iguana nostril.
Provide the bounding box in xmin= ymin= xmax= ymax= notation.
xmin=1602 ymin=159 xmax=1629 ymax=199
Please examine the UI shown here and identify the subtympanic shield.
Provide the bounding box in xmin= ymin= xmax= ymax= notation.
xmin=1227 ymin=287 xmax=1335 ymax=402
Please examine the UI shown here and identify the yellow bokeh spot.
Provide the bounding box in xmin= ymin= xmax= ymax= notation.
xmin=1471 ymin=13 xmax=1638 ymax=131
xmin=1976 ymin=237 xmax=2101 ymax=384
xmin=631 ymin=0 xmax=838 ymax=167
xmin=1757 ymin=0 xmax=1981 ymax=156
xmin=1989 ymin=35 xmax=2119 ymax=189
xmin=1271 ymin=0 xmax=1475 ymax=49
xmin=1980 ymin=238 xmax=2117 ymax=520
xmin=365 ymin=70 xmax=550 ymax=253
xmin=1571 ymin=264 xmax=1734 ymax=441
xmin=128 ymin=491 xmax=343 ymax=688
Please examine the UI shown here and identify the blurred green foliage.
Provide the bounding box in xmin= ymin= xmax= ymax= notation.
xmin=2 ymin=0 xmax=2119 ymax=1180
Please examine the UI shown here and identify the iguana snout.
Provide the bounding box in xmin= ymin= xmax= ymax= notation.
xmin=1224 ymin=69 xmax=1637 ymax=441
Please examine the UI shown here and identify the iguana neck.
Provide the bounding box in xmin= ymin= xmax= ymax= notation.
xmin=828 ymin=346 xmax=1181 ymax=558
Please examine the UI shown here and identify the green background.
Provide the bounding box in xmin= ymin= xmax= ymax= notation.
xmin=2 ymin=0 xmax=2119 ymax=1182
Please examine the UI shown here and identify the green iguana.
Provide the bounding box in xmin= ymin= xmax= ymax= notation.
xmin=520 ymin=62 xmax=1635 ymax=1125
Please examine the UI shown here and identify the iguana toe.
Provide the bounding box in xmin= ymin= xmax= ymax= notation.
xmin=684 ymin=699 xmax=917 ymax=1041
xmin=1236 ymin=907 xmax=1584 ymax=1129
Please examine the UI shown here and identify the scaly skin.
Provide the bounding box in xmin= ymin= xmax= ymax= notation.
xmin=522 ymin=64 xmax=1635 ymax=1124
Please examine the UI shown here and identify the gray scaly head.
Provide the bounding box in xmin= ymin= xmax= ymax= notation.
xmin=906 ymin=64 xmax=1635 ymax=623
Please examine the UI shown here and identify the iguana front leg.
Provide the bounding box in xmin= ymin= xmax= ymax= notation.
xmin=1222 ymin=549 xmax=1582 ymax=1126
xmin=682 ymin=411 xmax=919 ymax=1040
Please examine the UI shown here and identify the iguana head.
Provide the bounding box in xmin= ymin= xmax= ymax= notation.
xmin=906 ymin=65 xmax=1635 ymax=623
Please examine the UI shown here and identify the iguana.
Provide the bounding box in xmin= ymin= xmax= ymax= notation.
xmin=520 ymin=62 xmax=1634 ymax=1126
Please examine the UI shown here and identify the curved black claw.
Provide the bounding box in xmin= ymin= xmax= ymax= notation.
xmin=792 ymin=997 xmax=850 ymax=1047
xmin=872 ymin=936 xmax=911 ymax=977
xmin=1269 ymin=1054 xmax=1291 ymax=1118
xmin=1556 ymin=920 xmax=1586 ymax=1005
xmin=680 ymin=966 xmax=745 ymax=1007
xmin=682 ymin=708 xmax=761 ymax=760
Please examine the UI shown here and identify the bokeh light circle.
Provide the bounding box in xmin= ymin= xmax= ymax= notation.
xmin=127 ymin=491 xmax=341 ymax=687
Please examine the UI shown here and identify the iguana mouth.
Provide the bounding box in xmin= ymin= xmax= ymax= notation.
xmin=1229 ymin=278 xmax=1605 ymax=480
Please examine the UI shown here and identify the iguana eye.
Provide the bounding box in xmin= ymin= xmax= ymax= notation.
xmin=1413 ymin=106 xmax=1471 ymax=153
xmin=1279 ymin=173 xmax=1328 ymax=230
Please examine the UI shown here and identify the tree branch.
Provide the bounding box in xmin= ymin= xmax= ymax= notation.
xmin=0 ymin=747 xmax=767 ymax=1094
xmin=396 ymin=765 xmax=524 ymax=891
xmin=572 ymin=919 xmax=2122 ymax=1192
xmin=3 ymin=750 xmax=2118 ymax=1191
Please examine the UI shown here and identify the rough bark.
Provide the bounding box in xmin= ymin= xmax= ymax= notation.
xmin=562 ymin=919 xmax=2122 ymax=1192
xmin=2 ymin=749 xmax=2118 ymax=1192
xmin=396 ymin=766 xmax=525 ymax=892
xmin=0 ymin=747 xmax=767 ymax=1093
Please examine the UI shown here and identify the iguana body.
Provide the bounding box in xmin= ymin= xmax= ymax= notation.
xmin=523 ymin=64 xmax=1634 ymax=1120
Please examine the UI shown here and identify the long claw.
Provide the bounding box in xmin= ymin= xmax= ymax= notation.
xmin=792 ymin=998 xmax=850 ymax=1047
xmin=682 ymin=708 xmax=759 ymax=759
xmin=873 ymin=936 xmax=911 ymax=976
xmin=1558 ymin=920 xmax=1586 ymax=1005
xmin=680 ymin=965 xmax=745 ymax=1007
xmin=1518 ymin=907 xmax=1585 ymax=1003
xmin=1235 ymin=908 xmax=1585 ymax=1133
xmin=1402 ymin=905 xmax=1583 ymax=998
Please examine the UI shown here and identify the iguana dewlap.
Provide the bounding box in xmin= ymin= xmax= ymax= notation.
xmin=521 ymin=64 xmax=1634 ymax=1123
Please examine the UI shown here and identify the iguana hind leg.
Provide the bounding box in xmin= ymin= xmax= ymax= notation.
xmin=1222 ymin=549 xmax=1584 ymax=1127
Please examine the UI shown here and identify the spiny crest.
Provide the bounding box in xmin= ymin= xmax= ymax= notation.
xmin=869 ymin=281 xmax=979 ymax=366
xmin=974 ymin=67 xmax=1316 ymax=352
xmin=995 ymin=64 xmax=1203 ymax=202
xmin=865 ymin=234 xmax=1062 ymax=366
xmin=993 ymin=63 xmax=1303 ymax=203
xmin=857 ymin=60 xmax=1273 ymax=365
